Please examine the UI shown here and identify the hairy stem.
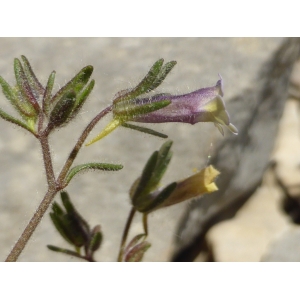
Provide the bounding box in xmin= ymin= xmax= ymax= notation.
xmin=5 ymin=188 xmax=57 ymax=262
xmin=5 ymin=105 xmax=113 ymax=261
xmin=39 ymin=133 xmax=56 ymax=187
xmin=57 ymin=105 xmax=113 ymax=185
xmin=118 ymin=207 xmax=136 ymax=262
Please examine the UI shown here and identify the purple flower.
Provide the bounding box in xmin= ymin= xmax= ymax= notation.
xmin=131 ymin=75 xmax=238 ymax=135
xmin=86 ymin=76 xmax=237 ymax=145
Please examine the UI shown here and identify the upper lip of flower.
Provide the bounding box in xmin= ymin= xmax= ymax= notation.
xmin=128 ymin=75 xmax=238 ymax=135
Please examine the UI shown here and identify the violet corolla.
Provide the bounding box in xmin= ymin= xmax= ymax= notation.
xmin=86 ymin=75 xmax=237 ymax=146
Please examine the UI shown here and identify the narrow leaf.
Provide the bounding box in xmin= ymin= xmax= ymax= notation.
xmin=113 ymin=59 xmax=164 ymax=104
xmin=125 ymin=234 xmax=146 ymax=253
xmin=88 ymin=230 xmax=102 ymax=252
xmin=48 ymin=91 xmax=76 ymax=129
xmin=50 ymin=212 xmax=74 ymax=246
xmin=151 ymin=61 xmax=177 ymax=90
xmin=21 ymin=55 xmax=45 ymax=97
xmin=0 ymin=107 xmax=36 ymax=134
xmin=60 ymin=191 xmax=90 ymax=234
xmin=60 ymin=191 xmax=76 ymax=214
xmin=0 ymin=76 xmax=36 ymax=118
xmin=65 ymin=162 xmax=123 ymax=185
xmin=122 ymin=123 xmax=168 ymax=139
xmin=47 ymin=245 xmax=84 ymax=259
xmin=69 ymin=79 xmax=95 ymax=120
xmin=51 ymin=65 xmax=93 ymax=106
xmin=131 ymin=151 xmax=158 ymax=206
xmin=148 ymin=140 xmax=173 ymax=189
xmin=52 ymin=201 xmax=64 ymax=216
xmin=124 ymin=241 xmax=151 ymax=262
xmin=42 ymin=71 xmax=56 ymax=115
xmin=14 ymin=58 xmax=40 ymax=113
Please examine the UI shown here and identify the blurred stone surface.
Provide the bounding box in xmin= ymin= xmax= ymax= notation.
xmin=262 ymin=225 xmax=300 ymax=261
xmin=172 ymin=38 xmax=300 ymax=261
xmin=0 ymin=38 xmax=284 ymax=261
xmin=203 ymin=88 xmax=300 ymax=262
xmin=206 ymin=168 xmax=290 ymax=261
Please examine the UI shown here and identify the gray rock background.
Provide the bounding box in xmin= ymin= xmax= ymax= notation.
xmin=0 ymin=38 xmax=285 ymax=261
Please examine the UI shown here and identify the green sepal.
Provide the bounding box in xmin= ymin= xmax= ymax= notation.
xmin=42 ymin=71 xmax=56 ymax=116
xmin=0 ymin=76 xmax=36 ymax=118
xmin=50 ymin=65 xmax=93 ymax=107
xmin=113 ymin=59 xmax=176 ymax=105
xmin=14 ymin=58 xmax=40 ymax=113
xmin=124 ymin=241 xmax=151 ymax=262
xmin=137 ymin=182 xmax=177 ymax=213
xmin=121 ymin=123 xmax=168 ymax=139
xmin=21 ymin=55 xmax=45 ymax=98
xmin=48 ymin=90 xmax=76 ymax=129
xmin=0 ymin=107 xmax=36 ymax=135
xmin=88 ymin=226 xmax=102 ymax=252
xmin=65 ymin=162 xmax=123 ymax=185
xmin=114 ymin=99 xmax=171 ymax=121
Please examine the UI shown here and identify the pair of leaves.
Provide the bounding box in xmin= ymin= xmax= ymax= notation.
xmin=123 ymin=234 xmax=151 ymax=262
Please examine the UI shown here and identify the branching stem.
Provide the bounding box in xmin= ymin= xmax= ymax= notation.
xmin=5 ymin=105 xmax=113 ymax=262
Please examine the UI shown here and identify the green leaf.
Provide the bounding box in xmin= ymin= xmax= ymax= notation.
xmin=69 ymin=79 xmax=95 ymax=120
xmin=21 ymin=55 xmax=45 ymax=98
xmin=125 ymin=234 xmax=146 ymax=252
xmin=0 ymin=76 xmax=36 ymax=118
xmin=47 ymin=245 xmax=83 ymax=259
xmin=151 ymin=61 xmax=177 ymax=90
xmin=65 ymin=162 xmax=123 ymax=185
xmin=60 ymin=191 xmax=76 ymax=214
xmin=0 ymin=107 xmax=36 ymax=134
xmin=88 ymin=228 xmax=102 ymax=252
xmin=113 ymin=59 xmax=176 ymax=104
xmin=124 ymin=241 xmax=151 ymax=262
xmin=121 ymin=123 xmax=168 ymax=139
xmin=138 ymin=182 xmax=177 ymax=213
xmin=14 ymin=58 xmax=40 ymax=113
xmin=60 ymin=191 xmax=90 ymax=234
xmin=131 ymin=151 xmax=158 ymax=206
xmin=42 ymin=71 xmax=56 ymax=115
xmin=148 ymin=140 xmax=173 ymax=189
xmin=48 ymin=91 xmax=76 ymax=129
xmin=50 ymin=212 xmax=75 ymax=246
xmin=52 ymin=201 xmax=64 ymax=216
xmin=50 ymin=65 xmax=93 ymax=106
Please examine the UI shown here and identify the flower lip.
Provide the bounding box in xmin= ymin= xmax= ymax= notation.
xmin=128 ymin=75 xmax=238 ymax=135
